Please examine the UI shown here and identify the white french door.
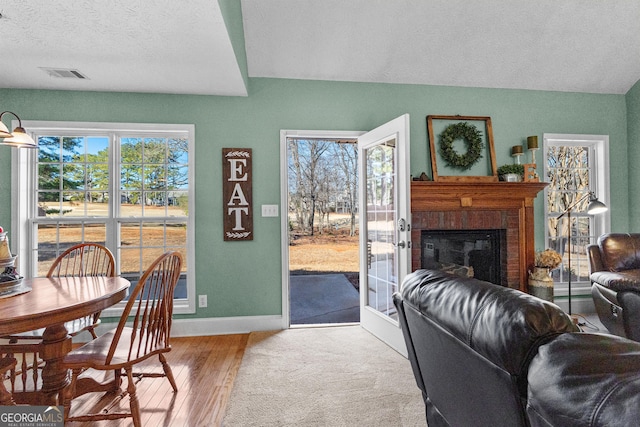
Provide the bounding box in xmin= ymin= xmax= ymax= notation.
xmin=358 ymin=114 xmax=411 ymax=355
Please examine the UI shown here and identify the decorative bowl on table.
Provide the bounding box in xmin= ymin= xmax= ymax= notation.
xmin=0 ymin=230 xmax=26 ymax=296
xmin=0 ymin=256 xmax=24 ymax=296
xmin=0 ymin=255 xmax=17 ymax=269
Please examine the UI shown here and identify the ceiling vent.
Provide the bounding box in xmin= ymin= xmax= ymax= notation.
xmin=40 ymin=68 xmax=89 ymax=79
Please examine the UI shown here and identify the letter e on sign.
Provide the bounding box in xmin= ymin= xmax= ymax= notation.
xmin=223 ymin=148 xmax=253 ymax=240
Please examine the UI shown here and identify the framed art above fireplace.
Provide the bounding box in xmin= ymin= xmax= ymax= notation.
xmin=426 ymin=115 xmax=498 ymax=182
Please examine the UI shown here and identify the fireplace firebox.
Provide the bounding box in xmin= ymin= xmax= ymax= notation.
xmin=421 ymin=229 xmax=507 ymax=285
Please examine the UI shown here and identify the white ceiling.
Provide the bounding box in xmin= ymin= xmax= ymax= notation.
xmin=0 ymin=1 xmax=247 ymax=96
xmin=1 ymin=1 xmax=639 ymax=96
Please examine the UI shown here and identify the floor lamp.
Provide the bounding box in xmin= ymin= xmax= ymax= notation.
xmin=556 ymin=192 xmax=607 ymax=316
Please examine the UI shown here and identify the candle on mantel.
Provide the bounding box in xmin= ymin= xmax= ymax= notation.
xmin=527 ymin=136 xmax=539 ymax=150
xmin=511 ymin=145 xmax=523 ymax=156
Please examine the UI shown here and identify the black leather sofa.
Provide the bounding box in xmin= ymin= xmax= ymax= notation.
xmin=588 ymin=232 xmax=640 ymax=341
xmin=393 ymin=269 xmax=640 ymax=427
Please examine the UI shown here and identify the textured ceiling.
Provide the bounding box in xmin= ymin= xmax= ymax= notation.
xmin=1 ymin=1 xmax=639 ymax=96
xmin=242 ymin=0 xmax=640 ymax=95
xmin=0 ymin=0 xmax=247 ymax=96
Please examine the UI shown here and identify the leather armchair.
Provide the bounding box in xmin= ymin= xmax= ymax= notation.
xmin=394 ymin=269 xmax=578 ymax=426
xmin=588 ymin=233 xmax=640 ymax=341
xmin=395 ymin=269 xmax=640 ymax=427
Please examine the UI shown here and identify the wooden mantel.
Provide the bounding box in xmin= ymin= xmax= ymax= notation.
xmin=410 ymin=181 xmax=547 ymax=292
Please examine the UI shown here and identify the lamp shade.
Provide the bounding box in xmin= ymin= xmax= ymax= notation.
xmin=0 ymin=121 xmax=11 ymax=138
xmin=0 ymin=111 xmax=38 ymax=148
xmin=1 ymin=126 xmax=37 ymax=148
xmin=587 ymin=197 xmax=608 ymax=215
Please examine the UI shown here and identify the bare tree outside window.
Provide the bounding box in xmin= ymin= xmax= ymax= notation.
xmin=546 ymin=145 xmax=594 ymax=283
xmin=288 ymin=139 xmax=358 ymax=237
xmin=334 ymin=142 xmax=358 ymax=236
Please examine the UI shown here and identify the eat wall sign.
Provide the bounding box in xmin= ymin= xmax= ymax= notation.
xmin=223 ymin=148 xmax=253 ymax=241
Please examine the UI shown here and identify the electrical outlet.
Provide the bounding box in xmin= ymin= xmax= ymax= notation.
xmin=198 ymin=294 xmax=207 ymax=308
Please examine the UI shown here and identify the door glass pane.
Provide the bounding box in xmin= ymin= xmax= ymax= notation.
xmin=364 ymin=138 xmax=397 ymax=319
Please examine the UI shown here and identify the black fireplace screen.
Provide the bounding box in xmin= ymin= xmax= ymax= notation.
xmin=421 ymin=229 xmax=507 ymax=285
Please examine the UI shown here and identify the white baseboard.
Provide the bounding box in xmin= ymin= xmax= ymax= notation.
xmin=87 ymin=315 xmax=286 ymax=341
xmin=170 ymin=315 xmax=286 ymax=337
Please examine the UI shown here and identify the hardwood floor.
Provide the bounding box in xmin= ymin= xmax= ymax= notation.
xmin=65 ymin=334 xmax=249 ymax=427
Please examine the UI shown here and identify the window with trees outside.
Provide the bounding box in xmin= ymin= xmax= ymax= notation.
xmin=13 ymin=121 xmax=195 ymax=314
xmin=543 ymin=134 xmax=610 ymax=294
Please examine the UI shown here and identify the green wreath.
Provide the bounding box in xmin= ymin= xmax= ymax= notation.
xmin=439 ymin=122 xmax=484 ymax=170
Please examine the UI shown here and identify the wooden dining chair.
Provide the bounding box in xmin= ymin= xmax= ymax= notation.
xmin=0 ymin=356 xmax=17 ymax=405
xmin=47 ymin=243 xmax=116 ymax=339
xmin=0 ymin=243 xmax=115 ymax=403
xmin=3 ymin=243 xmax=115 ymax=343
xmin=62 ymin=251 xmax=183 ymax=427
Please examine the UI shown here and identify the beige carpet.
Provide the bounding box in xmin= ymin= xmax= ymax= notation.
xmin=222 ymin=326 xmax=425 ymax=426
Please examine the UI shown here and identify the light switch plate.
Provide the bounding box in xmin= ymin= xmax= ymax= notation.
xmin=261 ymin=204 xmax=279 ymax=217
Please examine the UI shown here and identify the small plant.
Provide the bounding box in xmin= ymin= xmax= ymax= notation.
xmin=535 ymin=249 xmax=563 ymax=270
xmin=497 ymin=164 xmax=525 ymax=177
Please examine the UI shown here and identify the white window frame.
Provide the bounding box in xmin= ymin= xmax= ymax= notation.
xmin=11 ymin=120 xmax=196 ymax=315
xmin=542 ymin=133 xmax=610 ymax=296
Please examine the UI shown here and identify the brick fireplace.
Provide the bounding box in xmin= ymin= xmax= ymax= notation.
xmin=410 ymin=181 xmax=547 ymax=291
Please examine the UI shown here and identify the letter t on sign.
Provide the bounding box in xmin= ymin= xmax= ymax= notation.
xmin=223 ymin=148 xmax=253 ymax=241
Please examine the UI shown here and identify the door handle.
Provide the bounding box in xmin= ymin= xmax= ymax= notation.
xmin=395 ymin=218 xmax=410 ymax=249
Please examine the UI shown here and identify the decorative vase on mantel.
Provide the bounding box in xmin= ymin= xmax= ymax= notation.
xmin=528 ymin=266 xmax=554 ymax=302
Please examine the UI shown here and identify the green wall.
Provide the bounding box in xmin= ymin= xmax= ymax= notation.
xmin=627 ymin=79 xmax=640 ymax=229
xmin=0 ymin=79 xmax=631 ymax=319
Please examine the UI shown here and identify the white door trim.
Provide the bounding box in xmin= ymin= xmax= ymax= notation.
xmin=279 ymin=130 xmax=365 ymax=328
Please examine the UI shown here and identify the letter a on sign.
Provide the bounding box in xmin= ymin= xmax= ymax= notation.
xmin=223 ymin=148 xmax=253 ymax=241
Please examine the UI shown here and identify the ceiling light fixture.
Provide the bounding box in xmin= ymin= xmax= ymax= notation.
xmin=0 ymin=111 xmax=37 ymax=148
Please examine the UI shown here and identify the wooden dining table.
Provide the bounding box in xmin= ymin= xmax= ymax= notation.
xmin=0 ymin=276 xmax=130 ymax=405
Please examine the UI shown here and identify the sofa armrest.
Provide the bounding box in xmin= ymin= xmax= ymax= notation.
xmin=527 ymin=333 xmax=640 ymax=427
xmin=590 ymin=270 xmax=640 ymax=292
xmin=595 ymin=233 xmax=640 ymax=271
xmin=587 ymin=244 xmax=604 ymax=274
